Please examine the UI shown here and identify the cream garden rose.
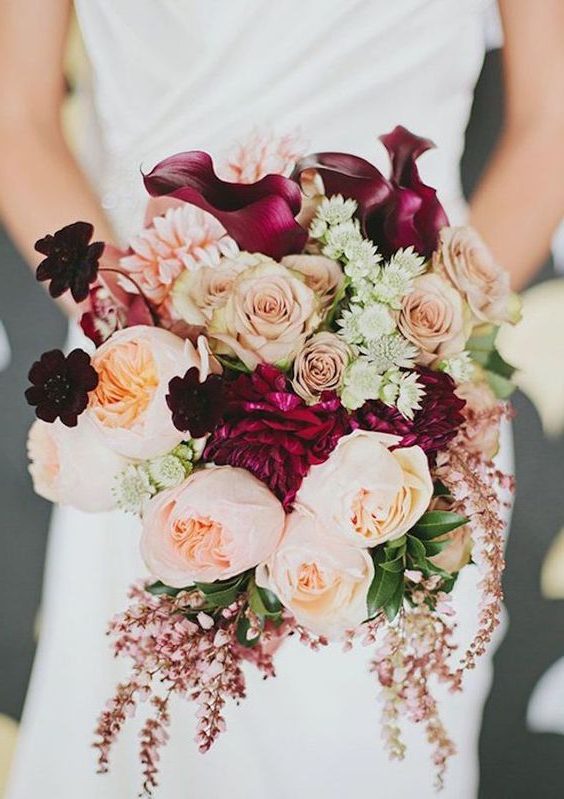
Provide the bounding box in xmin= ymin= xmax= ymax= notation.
xmin=27 ymin=417 xmax=128 ymax=513
xmin=397 ymin=272 xmax=467 ymax=366
xmin=208 ymin=256 xmax=319 ymax=369
xmin=256 ymin=509 xmax=374 ymax=639
xmin=281 ymin=254 xmax=344 ymax=312
xmin=297 ymin=429 xmax=433 ymax=547
xmin=141 ymin=465 xmax=285 ymax=586
xmin=433 ymin=226 xmax=521 ymax=325
xmin=87 ymin=326 xmax=190 ymax=460
xmin=292 ymin=332 xmax=351 ymax=403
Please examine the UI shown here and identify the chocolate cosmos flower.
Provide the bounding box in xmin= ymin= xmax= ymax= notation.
xmin=166 ymin=368 xmax=226 ymax=439
xmin=35 ymin=221 xmax=105 ymax=303
xmin=25 ymin=348 xmax=99 ymax=427
xmin=292 ymin=126 xmax=449 ymax=258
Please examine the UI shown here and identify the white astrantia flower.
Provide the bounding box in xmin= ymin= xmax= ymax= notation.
xmin=440 ymin=351 xmax=475 ymax=383
xmin=387 ymin=246 xmax=427 ymax=276
xmin=361 ymin=334 xmax=419 ymax=372
xmin=358 ymin=303 xmax=396 ymax=341
xmin=343 ymin=237 xmax=381 ymax=276
xmin=316 ymin=194 xmax=358 ymax=227
xmin=113 ymin=464 xmax=156 ymax=514
xmin=148 ymin=454 xmax=189 ymax=490
xmin=322 ymin=220 xmax=363 ymax=260
xmin=309 ymin=217 xmax=328 ymax=240
xmin=337 ymin=305 xmax=365 ymax=345
xmin=388 ymin=370 xmax=425 ymax=420
xmin=372 ymin=262 xmax=417 ymax=309
xmin=340 ymin=357 xmax=383 ymax=409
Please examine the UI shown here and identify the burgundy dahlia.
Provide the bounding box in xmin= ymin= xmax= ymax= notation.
xmin=166 ymin=368 xmax=226 ymax=439
xmin=204 ymin=364 xmax=350 ymax=509
xmin=25 ymin=348 xmax=99 ymax=427
xmin=35 ymin=221 xmax=104 ymax=303
xmin=353 ymin=368 xmax=466 ymax=457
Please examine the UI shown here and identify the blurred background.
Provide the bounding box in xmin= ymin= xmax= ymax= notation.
xmin=1 ymin=22 xmax=564 ymax=799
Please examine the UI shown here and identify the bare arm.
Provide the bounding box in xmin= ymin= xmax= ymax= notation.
xmin=0 ymin=0 xmax=114 ymax=317
xmin=469 ymin=0 xmax=564 ymax=290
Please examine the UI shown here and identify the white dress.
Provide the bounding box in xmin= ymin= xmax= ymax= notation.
xmin=7 ymin=2 xmax=510 ymax=797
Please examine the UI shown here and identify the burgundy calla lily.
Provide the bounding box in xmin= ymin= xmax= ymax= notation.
xmin=143 ymin=151 xmax=307 ymax=260
xmin=292 ymin=126 xmax=449 ymax=258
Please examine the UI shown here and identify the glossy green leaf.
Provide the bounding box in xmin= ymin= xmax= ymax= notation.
xmin=384 ymin=581 xmax=405 ymax=621
xmin=411 ymin=510 xmax=469 ymax=540
xmin=236 ymin=614 xmax=261 ymax=648
xmin=146 ymin=581 xmax=185 ymax=597
xmin=367 ymin=565 xmax=402 ymax=617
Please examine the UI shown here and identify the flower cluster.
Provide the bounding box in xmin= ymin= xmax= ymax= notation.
xmin=25 ymin=126 xmax=520 ymax=794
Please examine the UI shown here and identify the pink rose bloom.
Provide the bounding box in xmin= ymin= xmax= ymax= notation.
xmin=281 ymin=254 xmax=344 ymax=313
xmin=256 ymin=509 xmax=374 ymax=639
xmin=433 ymin=226 xmax=521 ymax=325
xmin=27 ymin=417 xmax=128 ymax=512
xmin=208 ymin=256 xmax=319 ymax=370
xmin=456 ymin=379 xmax=501 ymax=458
xmin=141 ymin=465 xmax=285 ymax=586
xmin=118 ymin=203 xmax=238 ymax=318
xmin=297 ymin=429 xmax=433 ymax=547
xmin=87 ymin=326 xmax=191 ymax=460
xmin=397 ymin=272 xmax=467 ymax=366
xmin=292 ymin=331 xmax=351 ymax=403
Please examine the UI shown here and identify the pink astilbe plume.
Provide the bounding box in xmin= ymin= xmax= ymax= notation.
xmin=220 ymin=129 xmax=307 ymax=183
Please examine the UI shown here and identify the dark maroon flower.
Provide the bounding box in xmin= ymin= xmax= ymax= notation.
xmin=353 ymin=368 xmax=465 ymax=458
xmin=204 ymin=364 xmax=350 ymax=509
xmin=143 ymin=151 xmax=307 ymax=260
xmin=25 ymin=348 xmax=99 ymax=427
xmin=35 ymin=222 xmax=105 ymax=303
xmin=292 ymin=126 xmax=448 ymax=258
xmin=166 ymin=368 xmax=226 ymax=439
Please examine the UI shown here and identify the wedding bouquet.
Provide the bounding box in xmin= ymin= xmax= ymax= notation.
xmin=25 ymin=127 xmax=520 ymax=794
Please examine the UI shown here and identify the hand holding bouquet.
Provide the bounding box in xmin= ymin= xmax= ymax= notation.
xmin=26 ymin=127 xmax=519 ymax=794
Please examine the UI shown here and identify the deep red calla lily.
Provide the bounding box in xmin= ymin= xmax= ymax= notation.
xmin=292 ymin=126 xmax=449 ymax=258
xmin=143 ymin=151 xmax=307 ymax=260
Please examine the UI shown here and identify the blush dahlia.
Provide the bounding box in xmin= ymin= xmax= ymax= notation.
xmin=25 ymin=348 xmax=99 ymax=427
xmin=204 ymin=364 xmax=350 ymax=509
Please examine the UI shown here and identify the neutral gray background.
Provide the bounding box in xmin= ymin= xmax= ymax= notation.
xmin=1 ymin=50 xmax=563 ymax=798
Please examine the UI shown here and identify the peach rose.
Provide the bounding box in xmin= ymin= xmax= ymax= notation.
xmin=297 ymin=430 xmax=433 ymax=547
xmin=141 ymin=465 xmax=285 ymax=586
xmin=456 ymin=379 xmax=501 ymax=458
xmin=398 ymin=272 xmax=467 ymax=366
xmin=208 ymin=257 xmax=319 ymax=369
xmin=27 ymin=417 xmax=128 ymax=512
xmin=281 ymin=254 xmax=344 ymax=312
xmin=292 ymin=332 xmax=351 ymax=403
xmin=256 ymin=509 xmax=374 ymax=639
xmin=171 ymin=252 xmax=254 ymax=327
xmin=87 ymin=326 xmax=191 ymax=460
xmin=433 ymin=226 xmax=521 ymax=325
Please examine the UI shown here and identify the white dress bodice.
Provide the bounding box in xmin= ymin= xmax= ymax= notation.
xmin=74 ymin=0 xmax=491 ymax=240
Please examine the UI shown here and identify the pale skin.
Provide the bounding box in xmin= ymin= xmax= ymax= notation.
xmin=0 ymin=0 xmax=563 ymax=319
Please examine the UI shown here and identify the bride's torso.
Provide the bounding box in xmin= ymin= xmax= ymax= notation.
xmin=74 ymin=0 xmax=491 ymax=240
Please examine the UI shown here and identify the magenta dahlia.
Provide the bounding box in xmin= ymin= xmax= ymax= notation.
xmin=353 ymin=368 xmax=466 ymax=457
xmin=204 ymin=364 xmax=350 ymax=509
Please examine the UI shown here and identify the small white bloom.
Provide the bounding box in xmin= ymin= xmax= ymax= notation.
xmin=387 ymin=247 xmax=427 ymax=276
xmin=392 ymin=371 xmax=425 ymax=420
xmin=372 ymin=262 xmax=416 ymax=309
xmin=316 ymin=194 xmax=358 ymax=226
xmin=343 ymin=238 xmax=381 ymax=276
xmin=322 ymin=220 xmax=362 ymax=260
xmin=440 ymin=351 xmax=475 ymax=383
xmin=148 ymin=454 xmax=188 ymax=490
xmin=358 ymin=303 xmax=396 ymax=341
xmin=361 ymin=334 xmax=419 ymax=372
xmin=309 ymin=217 xmax=328 ymax=240
xmin=113 ymin=464 xmax=156 ymax=514
xmin=341 ymin=357 xmax=383 ymax=409
xmin=337 ymin=305 xmax=365 ymax=345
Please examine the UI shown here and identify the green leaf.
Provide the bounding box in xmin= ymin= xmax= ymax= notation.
xmin=215 ymin=355 xmax=251 ymax=374
xmin=466 ymin=325 xmax=499 ymax=363
xmin=195 ymin=575 xmax=246 ymax=608
xmin=367 ymin=565 xmax=402 ymax=616
xmin=423 ymin=539 xmax=450 ymax=557
xmin=248 ymin=580 xmax=282 ymax=619
xmin=384 ymin=535 xmax=407 ymax=550
xmin=384 ymin=581 xmax=405 ymax=621
xmin=485 ymin=370 xmax=516 ymax=399
xmin=486 ymin=349 xmax=516 ymax=380
xmin=433 ymin=481 xmax=451 ymax=498
xmin=406 ymin=534 xmax=428 ymax=565
xmin=380 ymin=558 xmax=405 ymax=573
xmin=411 ymin=510 xmax=469 ymax=540
xmin=146 ymin=581 xmax=185 ymax=597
